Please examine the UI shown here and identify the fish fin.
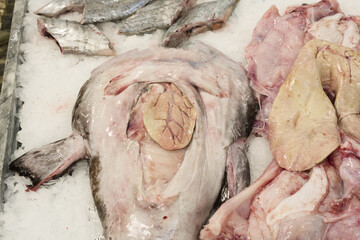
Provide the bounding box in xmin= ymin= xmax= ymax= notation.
xmin=212 ymin=138 xmax=250 ymax=211
xmin=10 ymin=133 xmax=87 ymax=191
xmin=225 ymin=139 xmax=250 ymax=197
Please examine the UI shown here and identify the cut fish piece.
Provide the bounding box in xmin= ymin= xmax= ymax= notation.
xmin=277 ymin=214 xmax=327 ymax=240
xmin=200 ymin=161 xmax=282 ymax=239
xmin=82 ymin=0 xmax=152 ymax=24
xmin=34 ymin=0 xmax=84 ymax=18
xmin=245 ymin=0 xmax=340 ymax=99
xmin=163 ymin=0 xmax=239 ymax=47
xmin=325 ymin=197 xmax=360 ymax=239
xmin=266 ymin=166 xmax=329 ymax=237
xmin=118 ymin=0 xmax=197 ymax=35
xmin=248 ymin=170 xmax=308 ymax=239
xmin=37 ymin=18 xmax=115 ymax=56
xmin=307 ymin=13 xmax=360 ymax=50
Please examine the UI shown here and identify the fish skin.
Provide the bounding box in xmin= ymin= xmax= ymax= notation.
xmin=73 ymin=41 xmax=256 ymax=239
xmin=117 ymin=0 xmax=197 ymax=35
xmin=163 ymin=0 xmax=239 ymax=47
xmin=10 ymin=42 xmax=256 ymax=239
xmin=34 ymin=0 xmax=84 ymax=18
xmin=82 ymin=0 xmax=153 ymax=24
xmin=9 ymin=134 xmax=87 ymax=191
xmin=213 ymin=139 xmax=251 ymax=211
xmin=37 ymin=17 xmax=115 ymax=56
xmin=225 ymin=139 xmax=250 ymax=198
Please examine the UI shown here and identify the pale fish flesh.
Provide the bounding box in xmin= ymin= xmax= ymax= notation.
xmin=163 ymin=0 xmax=239 ymax=47
xmin=34 ymin=0 xmax=84 ymax=18
xmin=82 ymin=0 xmax=153 ymax=24
xmin=201 ymin=143 xmax=360 ymax=240
xmin=37 ymin=17 xmax=115 ymax=56
xmin=117 ymin=0 xmax=197 ymax=35
xmin=245 ymin=0 xmax=340 ymax=136
xmin=10 ymin=42 xmax=256 ymax=239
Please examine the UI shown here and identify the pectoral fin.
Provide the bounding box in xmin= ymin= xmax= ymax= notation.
xmin=10 ymin=133 xmax=87 ymax=191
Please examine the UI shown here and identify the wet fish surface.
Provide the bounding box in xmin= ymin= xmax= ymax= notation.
xmin=163 ymin=0 xmax=239 ymax=47
xmin=37 ymin=17 xmax=115 ymax=56
xmin=213 ymin=139 xmax=251 ymax=210
xmin=245 ymin=0 xmax=340 ymax=136
xmin=34 ymin=0 xmax=84 ymax=18
xmin=10 ymin=42 xmax=256 ymax=239
xmin=117 ymin=0 xmax=197 ymax=35
xmin=82 ymin=0 xmax=153 ymax=24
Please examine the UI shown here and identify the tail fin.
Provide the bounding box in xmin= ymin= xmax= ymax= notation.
xmin=10 ymin=133 xmax=87 ymax=191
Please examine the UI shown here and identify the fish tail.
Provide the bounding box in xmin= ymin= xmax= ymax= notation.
xmin=10 ymin=133 xmax=87 ymax=191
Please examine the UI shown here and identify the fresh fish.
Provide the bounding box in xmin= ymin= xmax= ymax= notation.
xmin=37 ymin=17 xmax=115 ymax=56
xmin=200 ymin=161 xmax=283 ymax=240
xmin=82 ymin=0 xmax=153 ymax=24
xmin=34 ymin=0 xmax=84 ymax=18
xmin=201 ymin=154 xmax=360 ymax=240
xmin=10 ymin=42 xmax=256 ymax=239
xmin=211 ymin=138 xmax=251 ymax=215
xmin=117 ymin=0 xmax=197 ymax=35
xmin=163 ymin=0 xmax=239 ymax=48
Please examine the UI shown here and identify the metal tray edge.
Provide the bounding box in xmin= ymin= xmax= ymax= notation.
xmin=0 ymin=0 xmax=27 ymax=210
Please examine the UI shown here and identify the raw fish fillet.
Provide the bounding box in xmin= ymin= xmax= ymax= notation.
xmin=37 ymin=18 xmax=115 ymax=56
xmin=163 ymin=0 xmax=239 ymax=47
xmin=118 ymin=0 xmax=197 ymax=35
xmin=10 ymin=42 xmax=256 ymax=239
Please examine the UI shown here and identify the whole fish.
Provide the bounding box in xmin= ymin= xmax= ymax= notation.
xmin=82 ymin=0 xmax=153 ymax=24
xmin=37 ymin=17 xmax=115 ymax=56
xmin=117 ymin=0 xmax=197 ymax=35
xmin=163 ymin=0 xmax=239 ymax=47
xmin=34 ymin=0 xmax=84 ymax=18
xmin=10 ymin=42 xmax=256 ymax=239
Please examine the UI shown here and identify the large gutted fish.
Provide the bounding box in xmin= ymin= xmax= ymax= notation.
xmin=10 ymin=42 xmax=256 ymax=239
xmin=163 ymin=0 xmax=239 ymax=47
xmin=82 ymin=0 xmax=153 ymax=24
xmin=37 ymin=17 xmax=115 ymax=56
xmin=117 ymin=0 xmax=197 ymax=35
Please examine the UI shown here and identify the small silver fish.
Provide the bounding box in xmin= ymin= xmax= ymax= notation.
xmin=163 ymin=0 xmax=239 ymax=47
xmin=82 ymin=0 xmax=153 ymax=24
xmin=34 ymin=0 xmax=84 ymax=18
xmin=117 ymin=0 xmax=197 ymax=35
xmin=37 ymin=17 xmax=115 ymax=56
